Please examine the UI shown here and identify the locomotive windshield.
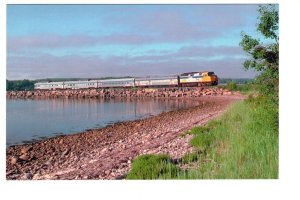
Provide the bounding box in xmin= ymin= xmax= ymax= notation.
xmin=208 ymin=72 xmax=215 ymax=76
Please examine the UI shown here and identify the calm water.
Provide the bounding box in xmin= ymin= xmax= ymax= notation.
xmin=6 ymin=98 xmax=202 ymax=147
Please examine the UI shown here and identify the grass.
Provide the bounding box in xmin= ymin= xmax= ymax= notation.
xmin=126 ymin=154 xmax=181 ymax=179
xmin=126 ymin=95 xmax=278 ymax=179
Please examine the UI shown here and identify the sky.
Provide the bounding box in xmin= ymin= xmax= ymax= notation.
xmin=6 ymin=4 xmax=265 ymax=80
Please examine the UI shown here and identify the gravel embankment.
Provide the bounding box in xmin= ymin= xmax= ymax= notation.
xmin=7 ymin=87 xmax=233 ymax=99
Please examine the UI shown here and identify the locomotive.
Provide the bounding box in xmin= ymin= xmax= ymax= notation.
xmin=34 ymin=71 xmax=218 ymax=90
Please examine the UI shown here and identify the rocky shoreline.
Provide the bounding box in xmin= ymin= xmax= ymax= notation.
xmin=6 ymin=94 xmax=244 ymax=180
xmin=7 ymin=87 xmax=233 ymax=99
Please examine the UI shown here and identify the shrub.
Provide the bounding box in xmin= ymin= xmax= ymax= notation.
xmin=226 ymin=81 xmax=238 ymax=91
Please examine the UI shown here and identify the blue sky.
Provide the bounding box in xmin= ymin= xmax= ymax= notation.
xmin=7 ymin=4 xmax=265 ymax=80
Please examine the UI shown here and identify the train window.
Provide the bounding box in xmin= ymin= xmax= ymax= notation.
xmin=208 ymin=72 xmax=215 ymax=76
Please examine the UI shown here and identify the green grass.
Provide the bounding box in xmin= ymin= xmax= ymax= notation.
xmin=126 ymin=95 xmax=278 ymax=179
xmin=126 ymin=154 xmax=181 ymax=179
xmin=181 ymin=152 xmax=200 ymax=164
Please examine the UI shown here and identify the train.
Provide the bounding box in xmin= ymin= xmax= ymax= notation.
xmin=34 ymin=71 xmax=218 ymax=90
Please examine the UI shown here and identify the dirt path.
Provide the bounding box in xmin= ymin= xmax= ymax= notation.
xmin=6 ymin=95 xmax=244 ymax=180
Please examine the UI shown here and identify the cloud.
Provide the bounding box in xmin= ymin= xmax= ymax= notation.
xmin=7 ymin=34 xmax=99 ymax=52
xmin=7 ymin=5 xmax=260 ymax=79
xmin=7 ymin=48 xmax=256 ymax=80
xmin=7 ymin=7 xmax=252 ymax=53
xmin=174 ymin=45 xmax=245 ymax=58
xmin=130 ymin=45 xmax=246 ymax=62
xmin=136 ymin=11 xmax=216 ymax=41
xmin=7 ymin=33 xmax=159 ymax=53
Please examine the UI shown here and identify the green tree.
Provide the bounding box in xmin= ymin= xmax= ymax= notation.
xmin=240 ymin=5 xmax=279 ymax=101
xmin=6 ymin=79 xmax=35 ymax=91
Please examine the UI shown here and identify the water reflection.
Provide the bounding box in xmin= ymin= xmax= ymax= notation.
xmin=6 ymin=98 xmax=202 ymax=147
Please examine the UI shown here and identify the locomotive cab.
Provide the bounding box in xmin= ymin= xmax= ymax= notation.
xmin=201 ymin=71 xmax=218 ymax=85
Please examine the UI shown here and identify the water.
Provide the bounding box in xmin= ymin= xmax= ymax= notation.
xmin=6 ymin=98 xmax=202 ymax=147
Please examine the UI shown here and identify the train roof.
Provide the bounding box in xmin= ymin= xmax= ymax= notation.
xmin=34 ymin=81 xmax=64 ymax=85
xmin=180 ymin=71 xmax=215 ymax=76
xmin=135 ymin=76 xmax=178 ymax=81
xmin=180 ymin=72 xmax=199 ymax=76
xmin=63 ymin=80 xmax=98 ymax=84
xmin=99 ymin=78 xmax=135 ymax=82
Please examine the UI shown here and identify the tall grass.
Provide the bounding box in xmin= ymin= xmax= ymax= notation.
xmin=126 ymin=154 xmax=181 ymax=179
xmin=126 ymin=95 xmax=278 ymax=179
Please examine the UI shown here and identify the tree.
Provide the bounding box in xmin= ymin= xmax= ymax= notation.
xmin=6 ymin=79 xmax=35 ymax=91
xmin=240 ymin=5 xmax=279 ymax=100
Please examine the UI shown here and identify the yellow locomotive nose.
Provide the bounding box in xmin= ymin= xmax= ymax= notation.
xmin=200 ymin=71 xmax=218 ymax=86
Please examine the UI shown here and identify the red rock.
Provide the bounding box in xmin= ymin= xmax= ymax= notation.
xmin=19 ymin=154 xmax=29 ymax=161
xmin=101 ymin=147 xmax=108 ymax=153
xmin=10 ymin=156 xmax=18 ymax=164
xmin=21 ymin=146 xmax=32 ymax=154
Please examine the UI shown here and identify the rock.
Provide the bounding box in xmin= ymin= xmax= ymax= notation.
xmin=19 ymin=154 xmax=29 ymax=161
xmin=101 ymin=147 xmax=108 ymax=153
xmin=6 ymin=170 xmax=14 ymax=176
xmin=8 ymin=87 xmax=230 ymax=99
xmin=115 ymin=174 xmax=126 ymax=180
xmin=75 ymin=175 xmax=81 ymax=179
xmin=21 ymin=172 xmax=33 ymax=180
xmin=62 ymin=149 xmax=70 ymax=156
xmin=105 ymin=170 xmax=111 ymax=175
xmin=32 ymin=173 xmax=40 ymax=180
xmin=21 ymin=146 xmax=32 ymax=154
xmin=10 ymin=156 xmax=18 ymax=164
xmin=9 ymin=173 xmax=21 ymax=179
xmin=45 ymin=157 xmax=53 ymax=165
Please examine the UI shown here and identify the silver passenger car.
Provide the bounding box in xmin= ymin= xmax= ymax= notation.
xmin=34 ymin=82 xmax=64 ymax=90
xmin=63 ymin=80 xmax=98 ymax=89
xmin=135 ymin=76 xmax=178 ymax=87
xmin=98 ymin=78 xmax=135 ymax=88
